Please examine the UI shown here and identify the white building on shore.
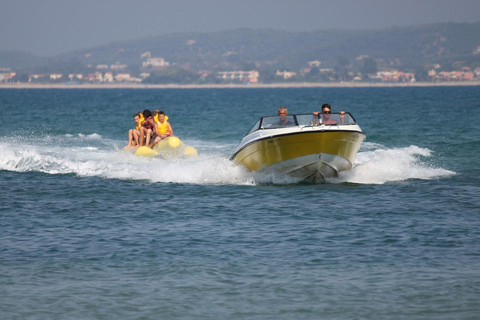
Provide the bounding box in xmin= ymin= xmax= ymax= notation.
xmin=142 ymin=57 xmax=170 ymax=68
xmin=217 ymin=70 xmax=259 ymax=82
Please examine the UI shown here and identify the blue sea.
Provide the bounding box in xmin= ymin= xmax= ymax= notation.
xmin=1 ymin=87 xmax=479 ymax=319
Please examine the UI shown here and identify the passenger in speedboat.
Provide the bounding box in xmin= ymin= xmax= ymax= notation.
xmin=150 ymin=110 xmax=173 ymax=148
xmin=313 ymin=104 xmax=345 ymax=125
xmin=123 ymin=112 xmax=143 ymax=149
xmin=277 ymin=106 xmax=293 ymax=126
xmin=139 ymin=109 xmax=159 ymax=146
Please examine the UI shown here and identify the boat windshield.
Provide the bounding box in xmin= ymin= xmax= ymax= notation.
xmin=261 ymin=116 xmax=296 ymax=129
xmin=247 ymin=113 xmax=357 ymax=135
xmin=296 ymin=113 xmax=357 ymax=126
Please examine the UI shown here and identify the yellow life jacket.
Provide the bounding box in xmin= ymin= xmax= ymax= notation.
xmin=135 ymin=113 xmax=145 ymax=130
xmin=154 ymin=114 xmax=168 ymax=123
xmin=156 ymin=119 xmax=170 ymax=135
xmin=155 ymin=115 xmax=169 ymax=133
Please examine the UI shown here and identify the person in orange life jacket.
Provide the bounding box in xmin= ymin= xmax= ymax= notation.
xmin=139 ymin=109 xmax=158 ymax=146
xmin=150 ymin=110 xmax=173 ymax=148
xmin=123 ymin=112 xmax=143 ymax=149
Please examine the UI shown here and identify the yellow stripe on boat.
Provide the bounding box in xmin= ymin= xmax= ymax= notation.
xmin=232 ymin=131 xmax=364 ymax=171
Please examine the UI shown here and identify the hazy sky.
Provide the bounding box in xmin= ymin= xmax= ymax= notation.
xmin=1 ymin=0 xmax=479 ymax=56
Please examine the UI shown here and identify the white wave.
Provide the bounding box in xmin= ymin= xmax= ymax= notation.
xmin=180 ymin=138 xmax=238 ymax=152
xmin=329 ymin=145 xmax=455 ymax=184
xmin=0 ymin=136 xmax=455 ymax=186
xmin=360 ymin=141 xmax=386 ymax=151
xmin=0 ymin=139 xmax=258 ymax=185
xmin=77 ymin=133 xmax=102 ymax=140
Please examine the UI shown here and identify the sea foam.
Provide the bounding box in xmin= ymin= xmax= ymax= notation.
xmin=0 ymin=137 xmax=455 ymax=186
xmin=331 ymin=144 xmax=455 ymax=184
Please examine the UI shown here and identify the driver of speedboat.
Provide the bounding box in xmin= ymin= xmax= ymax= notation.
xmin=313 ymin=104 xmax=345 ymax=125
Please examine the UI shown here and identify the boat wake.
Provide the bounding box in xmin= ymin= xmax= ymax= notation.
xmin=329 ymin=142 xmax=455 ymax=184
xmin=0 ymin=134 xmax=257 ymax=185
xmin=0 ymin=137 xmax=454 ymax=186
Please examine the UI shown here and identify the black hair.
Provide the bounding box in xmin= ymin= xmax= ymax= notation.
xmin=142 ymin=109 xmax=152 ymax=118
xmin=159 ymin=110 xmax=165 ymax=115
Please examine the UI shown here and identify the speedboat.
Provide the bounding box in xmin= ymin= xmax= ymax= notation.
xmin=230 ymin=112 xmax=366 ymax=182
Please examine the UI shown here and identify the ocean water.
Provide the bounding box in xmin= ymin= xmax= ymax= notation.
xmin=1 ymin=87 xmax=479 ymax=319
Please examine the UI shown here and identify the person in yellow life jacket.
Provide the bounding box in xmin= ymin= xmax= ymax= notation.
xmin=152 ymin=110 xmax=160 ymax=122
xmin=123 ymin=112 xmax=143 ymax=149
xmin=138 ymin=112 xmax=145 ymax=126
xmin=150 ymin=110 xmax=173 ymax=148
xmin=153 ymin=109 xmax=169 ymax=124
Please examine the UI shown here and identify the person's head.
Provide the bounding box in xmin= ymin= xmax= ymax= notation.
xmin=152 ymin=110 xmax=160 ymax=117
xmin=143 ymin=109 xmax=152 ymax=118
xmin=158 ymin=110 xmax=166 ymax=122
xmin=278 ymin=106 xmax=288 ymax=116
xmin=321 ymin=104 xmax=332 ymax=114
xmin=133 ymin=113 xmax=140 ymax=124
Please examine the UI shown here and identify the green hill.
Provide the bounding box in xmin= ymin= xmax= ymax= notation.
xmin=2 ymin=22 xmax=480 ymax=78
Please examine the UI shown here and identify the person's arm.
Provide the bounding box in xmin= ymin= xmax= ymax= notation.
xmin=151 ymin=119 xmax=159 ymax=135
xmin=339 ymin=111 xmax=345 ymax=124
xmin=167 ymin=122 xmax=173 ymax=136
xmin=313 ymin=111 xmax=319 ymax=125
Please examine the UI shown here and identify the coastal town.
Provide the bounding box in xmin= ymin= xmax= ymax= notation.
xmin=2 ymin=24 xmax=480 ymax=87
xmin=2 ymin=50 xmax=480 ymax=86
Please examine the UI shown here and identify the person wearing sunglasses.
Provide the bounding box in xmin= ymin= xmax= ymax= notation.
xmin=313 ymin=104 xmax=345 ymax=125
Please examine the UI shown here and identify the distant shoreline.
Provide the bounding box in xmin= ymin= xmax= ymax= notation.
xmin=1 ymin=81 xmax=480 ymax=89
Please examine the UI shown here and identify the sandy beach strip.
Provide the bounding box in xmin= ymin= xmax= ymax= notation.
xmin=1 ymin=81 xmax=480 ymax=89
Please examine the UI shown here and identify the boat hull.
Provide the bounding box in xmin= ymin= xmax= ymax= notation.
xmin=231 ymin=130 xmax=365 ymax=182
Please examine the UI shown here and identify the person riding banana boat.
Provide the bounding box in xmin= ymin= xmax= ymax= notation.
xmin=139 ymin=109 xmax=159 ymax=146
xmin=123 ymin=111 xmax=145 ymax=149
xmin=123 ymin=108 xmax=198 ymax=159
xmin=124 ymin=109 xmax=169 ymax=149
xmin=150 ymin=110 xmax=173 ymax=148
